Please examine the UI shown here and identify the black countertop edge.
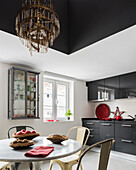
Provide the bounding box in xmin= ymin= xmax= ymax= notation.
xmin=82 ymin=118 xmax=99 ymax=120
xmin=82 ymin=118 xmax=136 ymax=122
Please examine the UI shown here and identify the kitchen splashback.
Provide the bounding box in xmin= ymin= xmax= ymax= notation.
xmin=90 ymin=98 xmax=136 ymax=119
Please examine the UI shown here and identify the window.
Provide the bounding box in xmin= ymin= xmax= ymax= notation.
xmin=43 ymin=78 xmax=71 ymax=121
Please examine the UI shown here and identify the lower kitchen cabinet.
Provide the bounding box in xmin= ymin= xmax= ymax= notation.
xmin=99 ymin=122 xmax=115 ymax=150
xmin=99 ymin=122 xmax=114 ymax=140
xmin=87 ymin=134 xmax=99 ymax=145
xmin=115 ymin=122 xmax=136 ymax=155
xmin=82 ymin=119 xmax=99 ymax=145
xmin=115 ymin=138 xmax=136 ymax=155
xmin=82 ymin=118 xmax=136 ymax=155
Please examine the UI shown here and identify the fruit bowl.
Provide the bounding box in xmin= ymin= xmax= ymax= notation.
xmin=47 ymin=134 xmax=68 ymax=144
xmin=13 ymin=130 xmax=40 ymax=140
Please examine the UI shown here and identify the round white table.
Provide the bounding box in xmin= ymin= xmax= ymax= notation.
xmin=0 ymin=136 xmax=82 ymax=170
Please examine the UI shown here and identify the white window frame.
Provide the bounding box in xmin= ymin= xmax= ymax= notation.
xmin=43 ymin=78 xmax=69 ymax=121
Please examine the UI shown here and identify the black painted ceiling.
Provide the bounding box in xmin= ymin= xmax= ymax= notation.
xmin=0 ymin=0 xmax=136 ymax=54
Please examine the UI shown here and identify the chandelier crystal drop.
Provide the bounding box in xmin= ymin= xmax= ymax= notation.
xmin=16 ymin=0 xmax=60 ymax=55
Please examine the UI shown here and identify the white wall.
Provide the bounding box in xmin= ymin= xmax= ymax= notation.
xmin=87 ymin=99 xmax=136 ymax=119
xmin=0 ymin=62 xmax=91 ymax=139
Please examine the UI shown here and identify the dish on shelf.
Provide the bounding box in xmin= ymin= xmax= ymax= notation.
xmin=13 ymin=130 xmax=40 ymax=140
xmin=95 ymin=104 xmax=110 ymax=120
xmin=47 ymin=134 xmax=68 ymax=144
xmin=10 ymin=138 xmax=34 ymax=149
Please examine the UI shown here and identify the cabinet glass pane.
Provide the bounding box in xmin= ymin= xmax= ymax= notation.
xmin=13 ymin=70 xmax=25 ymax=118
xmin=27 ymin=72 xmax=38 ymax=118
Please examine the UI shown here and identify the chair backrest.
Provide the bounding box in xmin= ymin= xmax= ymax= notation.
xmin=76 ymin=138 xmax=114 ymax=170
xmin=8 ymin=126 xmax=34 ymax=138
xmin=67 ymin=126 xmax=90 ymax=155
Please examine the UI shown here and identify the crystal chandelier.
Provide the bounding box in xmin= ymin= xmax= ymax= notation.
xmin=16 ymin=0 xmax=60 ymax=55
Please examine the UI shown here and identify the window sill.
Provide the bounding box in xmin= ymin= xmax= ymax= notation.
xmin=44 ymin=119 xmax=74 ymax=123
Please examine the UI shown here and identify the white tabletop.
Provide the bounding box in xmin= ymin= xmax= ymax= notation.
xmin=0 ymin=136 xmax=82 ymax=162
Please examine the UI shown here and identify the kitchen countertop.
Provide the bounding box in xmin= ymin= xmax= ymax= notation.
xmin=82 ymin=118 xmax=136 ymax=122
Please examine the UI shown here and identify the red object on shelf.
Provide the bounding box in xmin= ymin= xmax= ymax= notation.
xmin=95 ymin=104 xmax=110 ymax=120
xmin=104 ymin=118 xmax=111 ymax=121
xmin=115 ymin=115 xmax=122 ymax=121
xmin=46 ymin=120 xmax=59 ymax=122
xmin=33 ymin=77 xmax=36 ymax=82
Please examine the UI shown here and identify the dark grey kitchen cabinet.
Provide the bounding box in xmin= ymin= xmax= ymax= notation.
xmin=87 ymin=76 xmax=120 ymax=101
xmin=82 ymin=119 xmax=99 ymax=145
xmin=87 ymin=71 xmax=136 ymax=101
xmin=87 ymin=79 xmax=104 ymax=101
xmin=82 ymin=118 xmax=136 ymax=155
xmin=115 ymin=122 xmax=136 ymax=155
xmin=99 ymin=122 xmax=115 ymax=149
xmin=119 ymin=72 xmax=136 ymax=99
xmin=104 ymin=76 xmax=120 ymax=100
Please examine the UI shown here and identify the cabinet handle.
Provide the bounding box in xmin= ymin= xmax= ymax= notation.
xmin=89 ymin=129 xmax=94 ymax=131
xmin=86 ymin=123 xmax=94 ymax=125
xmin=89 ymin=135 xmax=94 ymax=138
xmin=121 ymin=139 xmax=132 ymax=143
xmin=102 ymin=123 xmax=111 ymax=126
xmin=121 ymin=124 xmax=132 ymax=127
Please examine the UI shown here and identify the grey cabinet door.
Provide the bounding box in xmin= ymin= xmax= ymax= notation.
xmin=104 ymin=76 xmax=120 ymax=100
xmin=82 ymin=120 xmax=100 ymax=145
xmin=115 ymin=122 xmax=136 ymax=155
xmin=119 ymin=72 xmax=136 ymax=99
xmin=99 ymin=122 xmax=115 ymax=150
xmin=87 ymin=79 xmax=104 ymax=101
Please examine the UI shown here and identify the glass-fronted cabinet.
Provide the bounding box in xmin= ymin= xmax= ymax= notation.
xmin=8 ymin=67 xmax=40 ymax=119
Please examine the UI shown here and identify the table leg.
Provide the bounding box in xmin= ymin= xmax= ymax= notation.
xmin=32 ymin=161 xmax=43 ymax=170
xmin=29 ymin=162 xmax=33 ymax=170
xmin=13 ymin=162 xmax=21 ymax=170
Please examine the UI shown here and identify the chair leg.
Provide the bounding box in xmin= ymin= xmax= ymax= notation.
xmin=49 ymin=160 xmax=69 ymax=170
xmin=80 ymin=163 xmax=83 ymax=170
xmin=49 ymin=161 xmax=53 ymax=170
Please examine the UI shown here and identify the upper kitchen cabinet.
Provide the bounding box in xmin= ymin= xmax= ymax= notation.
xmin=87 ymin=71 xmax=136 ymax=101
xmin=87 ymin=77 xmax=120 ymax=101
xmin=119 ymin=72 xmax=136 ymax=99
xmin=8 ymin=67 xmax=40 ymax=119
xmin=87 ymin=79 xmax=104 ymax=101
xmin=104 ymin=76 xmax=120 ymax=100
